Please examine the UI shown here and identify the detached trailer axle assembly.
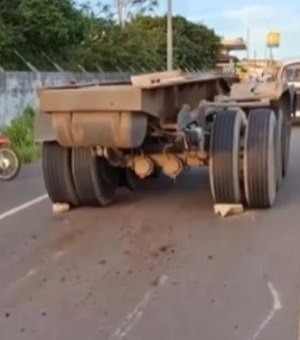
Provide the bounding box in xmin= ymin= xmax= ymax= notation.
xmin=35 ymin=71 xmax=296 ymax=211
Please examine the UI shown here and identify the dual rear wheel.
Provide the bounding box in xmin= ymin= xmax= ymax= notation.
xmin=42 ymin=143 xmax=118 ymax=207
xmin=209 ymin=108 xmax=287 ymax=209
xmin=42 ymin=144 xmax=157 ymax=208
xmin=43 ymin=107 xmax=289 ymax=210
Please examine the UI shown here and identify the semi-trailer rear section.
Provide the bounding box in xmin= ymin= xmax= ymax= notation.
xmin=35 ymin=71 xmax=296 ymax=210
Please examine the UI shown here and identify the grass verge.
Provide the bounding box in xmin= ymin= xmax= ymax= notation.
xmin=2 ymin=108 xmax=41 ymax=164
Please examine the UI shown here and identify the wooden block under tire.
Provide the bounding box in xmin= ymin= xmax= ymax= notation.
xmin=214 ymin=204 xmax=244 ymax=218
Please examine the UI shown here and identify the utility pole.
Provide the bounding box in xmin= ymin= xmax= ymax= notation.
xmin=246 ymin=28 xmax=250 ymax=60
xmin=117 ymin=0 xmax=125 ymax=28
xmin=269 ymin=46 xmax=273 ymax=64
xmin=167 ymin=0 xmax=173 ymax=71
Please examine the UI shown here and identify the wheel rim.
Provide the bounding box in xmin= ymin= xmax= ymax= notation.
xmin=100 ymin=160 xmax=114 ymax=184
xmin=0 ymin=148 xmax=19 ymax=180
xmin=125 ymin=168 xmax=140 ymax=191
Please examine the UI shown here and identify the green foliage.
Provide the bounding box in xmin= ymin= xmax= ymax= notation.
xmin=0 ymin=0 xmax=220 ymax=71
xmin=17 ymin=144 xmax=41 ymax=164
xmin=19 ymin=0 xmax=84 ymax=48
xmin=123 ymin=15 xmax=220 ymax=71
xmin=3 ymin=108 xmax=41 ymax=163
xmin=0 ymin=0 xmax=86 ymax=69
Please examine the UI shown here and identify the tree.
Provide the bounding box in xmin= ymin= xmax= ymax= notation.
xmin=120 ymin=15 xmax=220 ymax=71
xmin=0 ymin=0 xmax=22 ymax=21
xmin=18 ymin=0 xmax=86 ymax=66
xmin=0 ymin=19 xmax=15 ymax=68
xmin=0 ymin=0 xmax=24 ymax=68
xmin=0 ymin=0 xmax=87 ymax=70
xmin=0 ymin=0 xmax=220 ymax=71
xmin=115 ymin=0 xmax=158 ymax=27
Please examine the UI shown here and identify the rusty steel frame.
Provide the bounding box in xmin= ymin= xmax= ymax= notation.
xmin=36 ymin=71 xmax=296 ymax=154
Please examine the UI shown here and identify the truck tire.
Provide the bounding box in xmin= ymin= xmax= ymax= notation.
xmin=93 ymin=157 xmax=119 ymax=206
xmin=282 ymin=114 xmax=291 ymax=177
xmin=209 ymin=110 xmax=244 ymax=204
xmin=119 ymin=168 xmax=140 ymax=191
xmin=275 ymin=109 xmax=283 ymax=189
xmin=149 ymin=166 xmax=161 ymax=179
xmin=42 ymin=142 xmax=79 ymax=206
xmin=244 ymin=109 xmax=277 ymax=208
xmin=72 ymin=148 xmax=102 ymax=206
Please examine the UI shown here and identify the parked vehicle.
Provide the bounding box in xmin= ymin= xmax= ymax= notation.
xmin=0 ymin=136 xmax=21 ymax=181
xmin=277 ymin=59 xmax=300 ymax=122
xmin=35 ymin=70 xmax=296 ymax=210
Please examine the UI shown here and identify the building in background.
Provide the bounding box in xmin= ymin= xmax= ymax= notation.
xmin=217 ymin=36 xmax=281 ymax=81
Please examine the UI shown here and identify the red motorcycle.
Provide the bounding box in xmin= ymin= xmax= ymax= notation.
xmin=0 ymin=136 xmax=21 ymax=181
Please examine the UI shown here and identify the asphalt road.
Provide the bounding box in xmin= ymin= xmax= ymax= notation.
xmin=0 ymin=129 xmax=300 ymax=340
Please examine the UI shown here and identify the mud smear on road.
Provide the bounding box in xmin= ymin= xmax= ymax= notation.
xmin=1 ymin=206 xmax=182 ymax=337
xmin=47 ymin=226 xmax=85 ymax=252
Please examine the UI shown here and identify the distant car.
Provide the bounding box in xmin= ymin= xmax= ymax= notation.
xmin=278 ymin=59 xmax=300 ymax=121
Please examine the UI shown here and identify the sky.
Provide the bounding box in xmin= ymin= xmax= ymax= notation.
xmin=160 ymin=0 xmax=300 ymax=60
xmin=82 ymin=0 xmax=300 ymax=60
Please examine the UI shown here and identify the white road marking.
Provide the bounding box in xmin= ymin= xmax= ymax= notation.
xmin=297 ymin=281 xmax=300 ymax=340
xmin=298 ymin=313 xmax=300 ymax=340
xmin=3 ymin=249 xmax=67 ymax=297
xmin=0 ymin=194 xmax=48 ymax=222
xmin=53 ymin=251 xmax=66 ymax=260
xmin=109 ymin=274 xmax=169 ymax=340
xmin=4 ymin=269 xmax=37 ymax=295
xmin=253 ymin=281 xmax=282 ymax=339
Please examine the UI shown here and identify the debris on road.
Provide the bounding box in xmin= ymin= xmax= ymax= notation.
xmin=214 ymin=204 xmax=244 ymax=218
